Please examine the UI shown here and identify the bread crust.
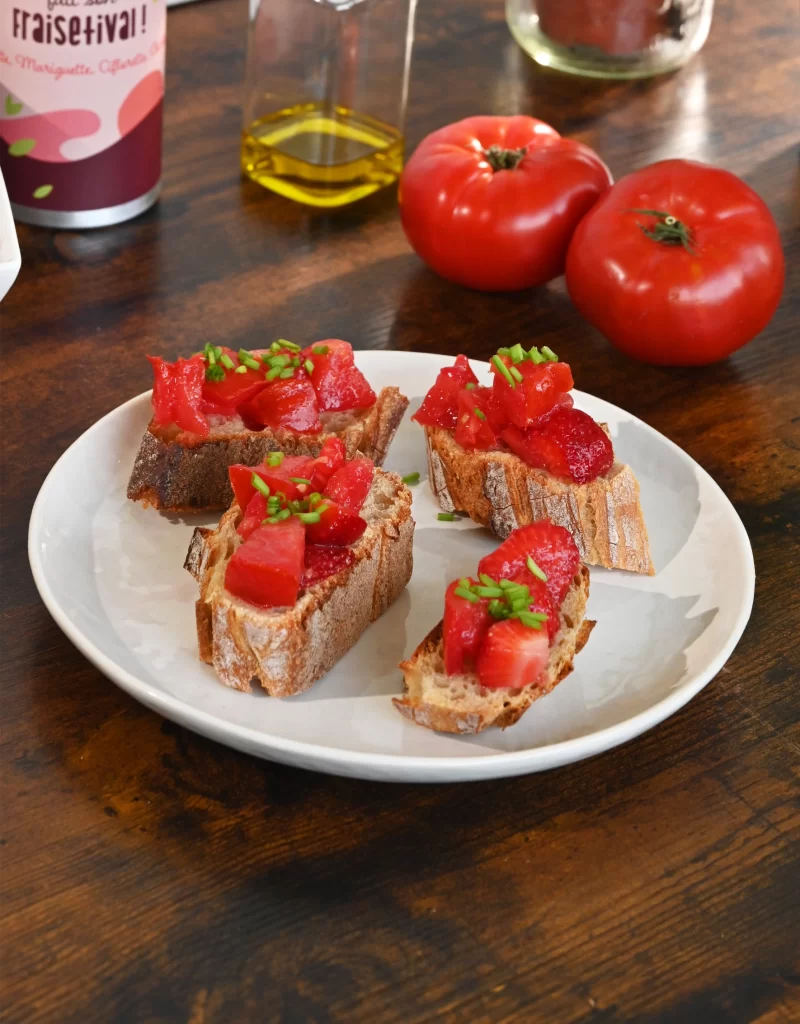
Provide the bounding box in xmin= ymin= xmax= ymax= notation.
xmin=128 ymin=386 xmax=408 ymax=513
xmin=186 ymin=470 xmax=414 ymax=697
xmin=394 ymin=565 xmax=595 ymax=734
xmin=425 ymin=426 xmax=653 ymax=575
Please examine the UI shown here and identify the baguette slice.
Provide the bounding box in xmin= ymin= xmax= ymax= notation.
xmin=394 ymin=565 xmax=594 ymax=735
xmin=425 ymin=425 xmax=653 ymax=575
xmin=128 ymin=386 xmax=408 ymax=513
xmin=185 ymin=469 xmax=414 ymax=697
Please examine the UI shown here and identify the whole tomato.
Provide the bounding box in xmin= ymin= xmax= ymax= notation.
xmin=399 ymin=115 xmax=612 ymax=292
xmin=565 ymin=159 xmax=785 ymax=366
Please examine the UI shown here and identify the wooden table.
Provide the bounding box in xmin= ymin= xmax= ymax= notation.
xmin=3 ymin=0 xmax=799 ymax=1020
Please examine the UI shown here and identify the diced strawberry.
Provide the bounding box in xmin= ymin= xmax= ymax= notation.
xmin=304 ymin=501 xmax=368 ymax=547
xmin=302 ymin=545 xmax=356 ymax=587
xmin=238 ymin=376 xmax=322 ymax=434
xmin=478 ymin=522 xmax=581 ymax=605
xmin=539 ymin=407 xmax=614 ymax=484
xmin=443 ymin=579 xmax=493 ymax=676
xmin=454 ymin=388 xmax=498 ymax=451
xmin=523 ymin=575 xmax=560 ymax=644
xmin=412 ymin=355 xmax=479 ymax=430
xmin=201 ymin=348 xmax=267 ymax=416
xmin=476 ymin=619 xmax=550 ymax=690
xmin=303 ymin=340 xmax=376 ymax=412
xmin=148 ymin=355 xmax=209 ymax=437
xmin=307 ymin=437 xmax=346 ymax=492
xmin=237 ymin=491 xmax=268 ymax=540
xmin=501 ymin=425 xmax=572 ymax=480
xmin=224 ymin=519 xmax=305 ymax=608
xmin=323 ymin=458 xmax=375 ymax=512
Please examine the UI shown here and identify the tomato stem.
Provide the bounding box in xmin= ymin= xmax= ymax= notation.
xmin=628 ymin=209 xmax=695 ymax=253
xmin=483 ymin=144 xmax=528 ymax=172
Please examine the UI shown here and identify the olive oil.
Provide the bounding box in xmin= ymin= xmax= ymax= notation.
xmin=242 ymin=104 xmax=404 ymax=208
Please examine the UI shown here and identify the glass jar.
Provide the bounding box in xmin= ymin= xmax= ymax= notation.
xmin=506 ymin=0 xmax=714 ymax=79
xmin=242 ymin=0 xmax=418 ymax=207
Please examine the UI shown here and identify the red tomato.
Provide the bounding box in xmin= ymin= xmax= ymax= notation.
xmin=399 ymin=115 xmax=612 ymax=292
xmin=322 ymin=458 xmax=375 ymax=512
xmin=304 ymin=501 xmax=367 ymax=547
xmin=224 ymin=520 xmax=305 ymax=609
xmin=442 ymin=579 xmax=493 ymax=676
xmin=565 ymin=159 xmax=785 ymax=365
xmin=239 ymin=377 xmax=322 ymax=434
xmin=148 ymin=355 xmax=209 ymax=437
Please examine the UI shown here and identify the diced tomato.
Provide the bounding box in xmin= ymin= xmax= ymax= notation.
xmin=307 ymin=437 xmax=346 ymax=492
xmin=322 ymin=457 xmax=375 ymax=512
xmin=501 ymin=425 xmax=572 ymax=480
xmin=412 ymin=355 xmax=479 ymax=430
xmin=237 ymin=491 xmax=268 ymax=540
xmin=148 ymin=355 xmax=209 ymax=437
xmin=304 ymin=501 xmax=368 ymax=547
xmin=489 ymin=359 xmax=574 ymax=431
xmin=201 ymin=348 xmax=268 ymax=416
xmin=224 ymin=519 xmax=305 ymax=609
xmin=238 ymin=376 xmax=322 ymax=434
xmin=476 ymin=619 xmax=550 ymax=690
xmin=539 ymin=407 xmax=614 ymax=484
xmin=303 ymin=339 xmax=376 ymax=412
xmin=478 ymin=522 xmax=581 ymax=605
xmin=490 ymin=358 xmax=530 ymax=430
xmin=442 ymin=579 xmax=493 ymax=676
xmin=228 ymin=463 xmax=305 ymax=510
xmin=302 ymin=545 xmax=356 ymax=587
xmin=453 ymin=388 xmax=498 ymax=451
xmin=523 ymin=575 xmax=560 ymax=644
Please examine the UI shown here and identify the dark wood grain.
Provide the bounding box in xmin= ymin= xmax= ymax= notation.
xmin=2 ymin=0 xmax=799 ymax=1021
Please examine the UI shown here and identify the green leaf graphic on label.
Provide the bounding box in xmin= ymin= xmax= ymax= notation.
xmin=9 ymin=138 xmax=36 ymax=157
xmin=4 ymin=95 xmax=23 ymax=116
xmin=33 ymin=185 xmax=53 ymax=199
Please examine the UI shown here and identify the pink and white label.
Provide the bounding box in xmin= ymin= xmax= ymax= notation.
xmin=0 ymin=0 xmax=166 ymax=211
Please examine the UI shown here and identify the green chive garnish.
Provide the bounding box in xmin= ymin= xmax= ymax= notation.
xmin=488 ymin=599 xmax=507 ymax=618
xmin=492 ymin=354 xmax=515 ymax=388
xmin=438 ymin=512 xmax=457 ymax=522
xmin=270 ymin=341 xmax=284 ymax=352
xmin=479 ymin=573 xmax=496 ymax=588
xmin=238 ymin=349 xmax=260 ymax=370
xmin=509 ymin=343 xmax=525 ymax=364
xmin=266 ymin=452 xmax=284 ymax=467
xmin=295 ymin=510 xmax=322 ymax=524
xmin=474 ymin=407 xmax=487 ymax=421
xmin=266 ymin=366 xmax=282 ymax=381
xmin=290 ymin=477 xmax=311 ymax=485
xmin=251 ymin=474 xmax=270 ymax=498
xmin=304 ymin=359 xmax=314 ymax=375
xmin=276 ymin=339 xmax=301 ymax=351
xmin=529 ymin=347 xmax=546 ymax=364
xmin=220 ymin=353 xmax=235 ymax=370
xmin=499 ymin=579 xmax=517 ymax=590
xmin=315 ymin=503 xmax=330 ymax=516
xmin=465 ymin=382 xmax=476 ymax=390
xmin=207 ymin=347 xmax=217 ymax=365
xmin=474 ymin=585 xmax=504 ymax=598
xmin=497 ymin=347 xmax=511 ymax=356
xmin=401 ymin=472 xmax=420 ymax=485
xmin=267 ymin=508 xmax=291 ymax=523
xmin=459 ymin=577 xmax=472 ymax=590
xmin=205 ymin=364 xmax=225 ymax=382
xmin=269 ymin=354 xmax=290 ymax=368
xmin=454 ymin=586 xmax=479 ymax=603
xmin=234 ymin=365 xmax=248 ymax=374
xmin=509 ymin=365 xmax=524 ymax=383
xmin=526 ymin=556 xmax=548 ymax=581
xmin=312 ymin=345 xmax=329 ymax=355
xmin=279 ymin=368 xmax=294 ymax=379
xmin=541 ymin=346 xmax=558 ymax=362
xmin=516 ymin=611 xmax=546 ymax=629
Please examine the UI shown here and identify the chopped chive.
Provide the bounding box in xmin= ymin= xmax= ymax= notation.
xmin=266 ymin=452 xmax=284 ymax=467
xmin=401 ymin=472 xmax=420 ymax=486
xmin=275 ymin=491 xmax=286 ymax=502
xmin=529 ymin=347 xmax=546 ymax=364
xmin=509 ymin=365 xmax=524 ymax=383
xmin=315 ymin=503 xmax=330 ymax=516
xmin=279 ymin=368 xmax=295 ymax=379
xmin=526 ymin=555 xmax=548 ymax=581
xmin=488 ymin=599 xmax=507 ymax=618
xmin=291 ymin=357 xmax=301 ymax=367
xmin=205 ymin=364 xmax=225 ymax=382
xmin=437 ymin=512 xmax=457 ymax=522
xmin=295 ymin=510 xmax=322 ymax=524
xmin=266 ymin=508 xmax=292 ymax=523
xmin=541 ymin=345 xmax=558 ymax=362
xmin=454 ymin=586 xmax=479 ymax=603
xmin=497 ymin=347 xmax=511 ymax=357
xmin=220 ymin=353 xmax=235 ymax=370
xmin=234 ymin=365 xmax=248 ymax=374
xmin=270 ymin=341 xmax=283 ymax=352
xmin=474 ymin=407 xmax=487 ymax=421
xmin=276 ymin=339 xmax=301 ymax=351
xmin=474 ymin=585 xmax=504 ymax=598
xmin=479 ymin=573 xmax=496 ymax=588
xmin=312 ymin=345 xmax=329 ymax=355
xmin=499 ymin=579 xmax=517 ymax=590
xmin=266 ymin=366 xmax=282 ymax=381
xmin=269 ymin=354 xmax=290 ymax=368
xmin=516 ymin=611 xmax=546 ymax=629
xmin=509 ymin=343 xmax=525 ymax=364
xmin=492 ymin=354 xmax=516 ymax=388
xmin=307 ymin=492 xmax=321 ymax=505
xmin=304 ymin=359 xmax=315 ymax=375
xmin=459 ymin=577 xmax=472 ymax=590
xmin=207 ymin=347 xmax=217 ymax=365
xmin=465 ymin=382 xmax=476 ymax=391
xmin=290 ymin=477 xmax=311 ymax=485
xmin=251 ymin=474 xmax=270 ymax=498
xmin=238 ymin=350 xmax=261 ymax=370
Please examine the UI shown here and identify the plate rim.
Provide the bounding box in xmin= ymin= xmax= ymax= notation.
xmin=28 ymin=352 xmax=755 ymax=780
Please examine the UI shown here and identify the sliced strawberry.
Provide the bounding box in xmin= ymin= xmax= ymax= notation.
xmin=304 ymin=501 xmax=368 ymax=547
xmin=224 ymin=519 xmax=305 ymax=608
xmin=239 ymin=376 xmax=322 ymax=434
xmin=237 ymin=491 xmax=268 ymax=540
xmin=201 ymin=348 xmax=268 ymax=416
xmin=323 ymin=458 xmax=375 ymax=512
xmin=453 ymin=387 xmax=498 ymax=451
xmin=477 ymin=619 xmax=550 ymax=690
xmin=539 ymin=407 xmax=614 ymax=484
xmin=148 ymin=355 xmax=209 ymax=437
xmin=303 ymin=340 xmax=376 ymax=412
xmin=302 ymin=545 xmax=356 ymax=587
xmin=412 ymin=355 xmax=479 ymax=430
xmin=478 ymin=522 xmax=581 ymax=605
xmin=501 ymin=425 xmax=572 ymax=480
xmin=443 ymin=579 xmax=493 ymax=676
xmin=307 ymin=437 xmax=346 ymax=492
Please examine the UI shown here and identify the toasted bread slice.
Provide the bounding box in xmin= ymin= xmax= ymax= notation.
xmin=394 ymin=565 xmax=594 ymax=734
xmin=128 ymin=386 xmax=409 ymax=513
xmin=185 ymin=469 xmax=414 ymax=697
xmin=425 ymin=426 xmax=653 ymax=575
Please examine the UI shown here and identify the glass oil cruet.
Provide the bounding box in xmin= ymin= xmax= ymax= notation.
xmin=242 ymin=0 xmax=418 ymax=208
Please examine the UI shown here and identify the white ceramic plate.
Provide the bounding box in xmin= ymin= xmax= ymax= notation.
xmin=29 ymin=352 xmax=754 ymax=782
